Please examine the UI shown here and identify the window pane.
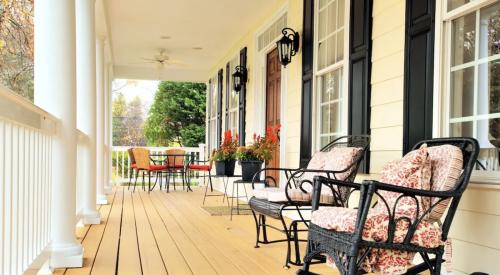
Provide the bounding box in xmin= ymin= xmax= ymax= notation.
xmin=450 ymin=67 xmax=475 ymax=118
xmin=329 ymin=102 xmax=340 ymax=133
xmin=320 ymin=70 xmax=340 ymax=103
xmin=450 ymin=121 xmax=473 ymax=136
xmin=321 ymin=135 xmax=338 ymax=148
xmin=320 ymin=105 xmax=330 ymax=134
xmin=318 ymin=41 xmax=327 ymax=70
xmin=338 ymin=0 xmax=345 ymax=28
xmin=337 ymin=29 xmax=344 ymax=61
xmin=477 ymin=61 xmax=500 ymax=115
xmin=479 ymin=2 xmax=500 ymax=59
xmin=448 ymin=0 xmax=470 ymax=12
xmin=326 ymin=34 xmax=337 ymax=66
xmin=452 ymin=12 xmax=476 ymax=66
xmin=318 ymin=9 xmax=327 ymax=41
xmin=319 ymin=0 xmax=328 ymax=10
xmin=327 ymin=1 xmax=337 ymax=34
xmin=477 ymin=119 xmax=500 ymax=171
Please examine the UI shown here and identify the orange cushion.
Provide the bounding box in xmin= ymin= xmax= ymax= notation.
xmin=131 ymin=163 xmax=137 ymax=169
xmin=189 ymin=164 xmax=210 ymax=171
xmin=167 ymin=164 xmax=185 ymax=169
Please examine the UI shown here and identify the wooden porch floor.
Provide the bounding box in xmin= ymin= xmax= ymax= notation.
xmin=27 ymin=186 xmax=335 ymax=275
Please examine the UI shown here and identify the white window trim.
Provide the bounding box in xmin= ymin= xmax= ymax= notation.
xmin=207 ymin=75 xmax=219 ymax=153
xmin=312 ymin=0 xmax=350 ymax=152
xmin=434 ymin=0 xmax=500 ymax=185
xmin=226 ymin=55 xmax=240 ymax=135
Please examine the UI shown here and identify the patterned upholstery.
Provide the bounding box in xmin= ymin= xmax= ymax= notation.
xmin=311 ymin=144 xmax=434 ymax=274
xmin=426 ymin=145 xmax=463 ymax=221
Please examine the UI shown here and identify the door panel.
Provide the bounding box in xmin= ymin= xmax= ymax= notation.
xmin=266 ymin=48 xmax=281 ymax=186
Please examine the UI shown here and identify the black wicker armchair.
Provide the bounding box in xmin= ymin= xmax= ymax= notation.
xmin=249 ymin=135 xmax=370 ymax=268
xmin=298 ymin=137 xmax=479 ymax=275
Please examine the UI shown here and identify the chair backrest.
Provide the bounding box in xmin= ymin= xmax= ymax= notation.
xmin=411 ymin=138 xmax=479 ymax=234
xmin=132 ymin=148 xmax=151 ymax=170
xmin=166 ymin=148 xmax=186 ymax=167
xmin=127 ymin=148 xmax=136 ymax=165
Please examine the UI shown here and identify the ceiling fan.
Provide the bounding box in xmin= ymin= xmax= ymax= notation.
xmin=140 ymin=49 xmax=185 ymax=68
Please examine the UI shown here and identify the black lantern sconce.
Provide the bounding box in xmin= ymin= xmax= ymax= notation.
xmin=232 ymin=65 xmax=247 ymax=93
xmin=276 ymin=27 xmax=300 ymax=67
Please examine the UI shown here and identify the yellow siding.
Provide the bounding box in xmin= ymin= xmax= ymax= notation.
xmin=370 ymin=0 xmax=406 ymax=173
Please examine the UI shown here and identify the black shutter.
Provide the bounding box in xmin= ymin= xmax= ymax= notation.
xmin=216 ymin=68 xmax=223 ymax=148
xmin=239 ymin=47 xmax=247 ymax=146
xmin=348 ymin=0 xmax=373 ymax=173
xmin=403 ymin=0 xmax=435 ymax=154
xmin=299 ymin=0 xmax=314 ymax=168
xmin=225 ymin=62 xmax=230 ymax=131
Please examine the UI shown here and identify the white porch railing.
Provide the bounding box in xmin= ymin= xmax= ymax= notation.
xmin=0 ymin=86 xmax=57 ymax=275
xmin=111 ymin=144 xmax=206 ymax=183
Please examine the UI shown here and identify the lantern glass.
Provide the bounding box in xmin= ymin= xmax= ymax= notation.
xmin=233 ymin=71 xmax=241 ymax=92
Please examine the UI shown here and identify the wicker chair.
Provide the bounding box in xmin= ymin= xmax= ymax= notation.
xmin=164 ymin=148 xmax=189 ymax=192
xmin=298 ymin=137 xmax=479 ymax=275
xmin=132 ymin=148 xmax=167 ymax=192
xmin=249 ymin=135 xmax=370 ymax=268
xmin=127 ymin=148 xmax=138 ymax=190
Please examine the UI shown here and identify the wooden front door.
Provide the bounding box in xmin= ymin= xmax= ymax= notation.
xmin=266 ymin=48 xmax=281 ymax=186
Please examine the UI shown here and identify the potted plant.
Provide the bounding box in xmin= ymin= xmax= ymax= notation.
xmin=212 ymin=130 xmax=238 ymax=176
xmin=236 ymin=124 xmax=280 ymax=181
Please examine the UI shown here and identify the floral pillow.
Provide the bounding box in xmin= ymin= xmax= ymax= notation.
xmin=374 ymin=144 xmax=432 ymax=220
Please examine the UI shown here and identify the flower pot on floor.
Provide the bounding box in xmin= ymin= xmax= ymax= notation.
xmin=240 ymin=160 xmax=263 ymax=181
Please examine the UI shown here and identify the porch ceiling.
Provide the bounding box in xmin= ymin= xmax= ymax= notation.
xmin=102 ymin=0 xmax=281 ymax=82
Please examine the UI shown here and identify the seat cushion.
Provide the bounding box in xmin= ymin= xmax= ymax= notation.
xmin=149 ymin=164 xmax=167 ymax=171
xmin=131 ymin=163 xmax=137 ymax=169
xmin=312 ymin=207 xmax=442 ymax=274
xmin=251 ymin=187 xmax=335 ymax=204
xmin=426 ymin=145 xmax=463 ymax=221
xmin=188 ymin=164 xmax=210 ymax=171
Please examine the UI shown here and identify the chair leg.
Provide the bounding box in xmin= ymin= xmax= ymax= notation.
xmin=133 ymin=170 xmax=139 ymax=192
xmin=142 ymin=171 xmax=145 ymax=191
xmin=148 ymin=171 xmax=151 ymax=193
xmin=128 ymin=169 xmax=133 ymax=190
xmin=279 ymin=214 xmax=292 ymax=269
xmin=251 ymin=210 xmax=261 ymax=248
xmin=291 ymin=221 xmax=301 ymax=265
xmin=261 ymin=215 xmax=269 ymax=243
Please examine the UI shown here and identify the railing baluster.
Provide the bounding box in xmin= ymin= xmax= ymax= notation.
xmin=0 ymin=121 xmax=4 ymax=273
xmin=4 ymin=122 xmax=12 ymax=275
xmin=12 ymin=125 xmax=19 ymax=275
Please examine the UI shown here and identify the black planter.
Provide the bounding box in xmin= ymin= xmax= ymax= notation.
xmin=214 ymin=160 xmax=236 ymax=176
xmin=240 ymin=160 xmax=263 ymax=181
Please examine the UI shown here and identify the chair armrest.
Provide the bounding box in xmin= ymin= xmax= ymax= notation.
xmin=364 ymin=180 xmax=456 ymax=199
xmin=308 ymin=176 xmax=363 ymax=210
xmin=251 ymin=167 xmax=301 ymax=189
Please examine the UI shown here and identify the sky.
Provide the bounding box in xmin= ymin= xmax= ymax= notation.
xmin=112 ymin=79 xmax=159 ymax=116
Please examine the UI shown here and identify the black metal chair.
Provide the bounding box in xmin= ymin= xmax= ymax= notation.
xmin=298 ymin=137 xmax=479 ymax=275
xmin=249 ymin=135 xmax=370 ymax=268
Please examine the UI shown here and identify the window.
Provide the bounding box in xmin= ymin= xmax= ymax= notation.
xmin=314 ymin=0 xmax=348 ymax=148
xmin=258 ymin=13 xmax=287 ymax=51
xmin=207 ymin=74 xmax=219 ymax=154
xmin=227 ymin=55 xmax=240 ymax=135
xmin=440 ymin=0 xmax=500 ymax=175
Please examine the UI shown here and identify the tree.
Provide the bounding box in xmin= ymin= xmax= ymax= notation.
xmin=144 ymin=81 xmax=206 ymax=147
xmin=122 ymin=96 xmax=146 ymax=146
xmin=112 ymin=93 xmax=127 ymax=145
xmin=0 ymin=0 xmax=34 ymax=101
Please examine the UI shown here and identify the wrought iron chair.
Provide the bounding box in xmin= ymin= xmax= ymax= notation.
xmin=249 ymin=135 xmax=370 ymax=268
xmin=298 ymin=137 xmax=479 ymax=275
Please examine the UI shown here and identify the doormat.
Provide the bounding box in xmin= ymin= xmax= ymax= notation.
xmin=201 ymin=205 xmax=252 ymax=216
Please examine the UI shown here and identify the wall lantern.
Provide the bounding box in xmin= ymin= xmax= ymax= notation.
xmin=232 ymin=65 xmax=247 ymax=92
xmin=276 ymin=27 xmax=300 ymax=67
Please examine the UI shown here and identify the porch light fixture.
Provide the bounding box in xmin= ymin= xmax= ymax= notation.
xmin=232 ymin=65 xmax=247 ymax=93
xmin=276 ymin=27 xmax=300 ymax=67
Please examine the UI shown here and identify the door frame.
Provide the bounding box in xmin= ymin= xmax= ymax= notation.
xmin=253 ymin=5 xmax=288 ymax=187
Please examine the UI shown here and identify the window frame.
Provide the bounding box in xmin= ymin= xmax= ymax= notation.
xmin=312 ymin=0 xmax=350 ymax=151
xmin=435 ymin=0 xmax=500 ymax=184
xmin=207 ymin=74 xmax=219 ymax=154
xmin=226 ymin=55 xmax=240 ymax=135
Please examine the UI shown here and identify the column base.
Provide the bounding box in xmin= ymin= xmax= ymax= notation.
xmin=49 ymin=242 xmax=83 ymax=268
xmin=96 ymin=194 xmax=108 ymax=205
xmin=81 ymin=209 xmax=101 ymax=225
xmin=104 ymin=184 xmax=112 ymax=194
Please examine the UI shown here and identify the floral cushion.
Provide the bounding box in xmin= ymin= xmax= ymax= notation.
xmin=310 ymin=144 xmax=434 ymax=274
xmin=312 ymin=207 xmax=441 ymax=275
xmin=426 ymin=145 xmax=463 ymax=221
xmin=373 ymin=144 xmax=432 ymax=220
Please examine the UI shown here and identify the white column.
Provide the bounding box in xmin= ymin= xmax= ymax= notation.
xmin=107 ymin=65 xmax=114 ymax=190
xmin=76 ymin=0 xmax=101 ymax=224
xmin=103 ymin=62 xmax=112 ymax=194
xmin=96 ymin=37 xmax=108 ymax=205
xmin=34 ymin=0 xmax=83 ymax=268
